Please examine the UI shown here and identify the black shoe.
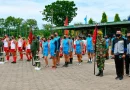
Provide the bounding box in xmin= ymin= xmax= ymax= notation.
xmin=56 ymin=63 xmax=60 ymax=66
xmin=100 ymin=70 xmax=103 ymax=77
xmin=11 ymin=61 xmax=16 ymax=64
xmin=65 ymin=62 xmax=69 ymax=67
xmin=119 ymin=77 xmax=123 ymax=80
xmin=63 ymin=62 xmax=67 ymax=67
xmin=69 ymin=58 xmax=73 ymax=64
xmin=27 ymin=60 xmax=31 ymax=62
xmin=115 ymin=76 xmax=119 ymax=80
xmin=33 ymin=64 xmax=36 ymax=66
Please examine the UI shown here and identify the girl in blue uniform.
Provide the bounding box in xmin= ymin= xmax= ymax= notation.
xmin=69 ymin=36 xmax=73 ymax=64
xmin=49 ymin=35 xmax=57 ymax=69
xmin=42 ymin=38 xmax=49 ymax=67
xmin=76 ymin=36 xmax=82 ymax=65
xmin=62 ymin=35 xmax=70 ymax=67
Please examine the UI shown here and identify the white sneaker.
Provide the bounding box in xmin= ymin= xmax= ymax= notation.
xmin=79 ymin=63 xmax=81 ymax=65
xmin=77 ymin=62 xmax=81 ymax=65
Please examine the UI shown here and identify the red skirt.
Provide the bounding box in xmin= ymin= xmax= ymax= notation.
xmin=10 ymin=49 xmax=16 ymax=53
xmin=4 ymin=47 xmax=9 ymax=52
xmin=18 ymin=47 xmax=22 ymax=52
xmin=26 ymin=49 xmax=31 ymax=53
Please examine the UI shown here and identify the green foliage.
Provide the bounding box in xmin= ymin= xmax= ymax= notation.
xmin=88 ymin=18 xmax=94 ymax=24
xmin=74 ymin=22 xmax=83 ymax=26
xmin=0 ymin=16 xmax=38 ymax=37
xmin=101 ymin=12 xmax=107 ymax=23
xmin=42 ymin=0 xmax=77 ymax=26
xmin=114 ymin=13 xmax=121 ymax=22
xmin=43 ymin=24 xmax=52 ymax=30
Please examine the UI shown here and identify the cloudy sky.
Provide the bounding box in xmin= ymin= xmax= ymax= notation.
xmin=0 ymin=0 xmax=130 ymax=28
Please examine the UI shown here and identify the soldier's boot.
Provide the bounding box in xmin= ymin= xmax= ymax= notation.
xmin=96 ymin=70 xmax=101 ymax=76
xmin=100 ymin=70 xmax=103 ymax=77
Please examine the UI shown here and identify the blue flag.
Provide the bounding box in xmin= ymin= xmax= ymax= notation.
xmin=84 ymin=15 xmax=87 ymax=24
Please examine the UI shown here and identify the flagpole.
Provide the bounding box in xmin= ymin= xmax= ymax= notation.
xmin=94 ymin=24 xmax=98 ymax=75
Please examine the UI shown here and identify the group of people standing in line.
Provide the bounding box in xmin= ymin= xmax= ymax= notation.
xmin=0 ymin=29 xmax=130 ymax=80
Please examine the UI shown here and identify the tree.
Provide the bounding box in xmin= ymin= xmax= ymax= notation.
xmin=88 ymin=18 xmax=94 ymax=24
xmin=74 ymin=22 xmax=83 ymax=26
xmin=42 ymin=0 xmax=77 ymax=26
xmin=0 ymin=18 xmax=5 ymax=36
xmin=114 ymin=13 xmax=121 ymax=22
xmin=26 ymin=19 xmax=37 ymax=28
xmin=101 ymin=12 xmax=107 ymax=23
xmin=43 ymin=24 xmax=52 ymax=30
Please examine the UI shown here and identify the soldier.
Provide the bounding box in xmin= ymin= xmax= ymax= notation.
xmin=96 ymin=30 xmax=107 ymax=77
xmin=111 ymin=30 xmax=126 ymax=80
xmin=31 ymin=35 xmax=39 ymax=66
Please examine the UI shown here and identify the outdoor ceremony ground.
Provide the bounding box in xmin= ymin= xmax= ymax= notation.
xmin=0 ymin=53 xmax=130 ymax=90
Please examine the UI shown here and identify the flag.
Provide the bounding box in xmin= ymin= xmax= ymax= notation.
xmin=28 ymin=29 xmax=33 ymax=44
xmin=64 ymin=16 xmax=69 ymax=35
xmin=92 ymin=25 xmax=98 ymax=44
xmin=84 ymin=15 xmax=87 ymax=24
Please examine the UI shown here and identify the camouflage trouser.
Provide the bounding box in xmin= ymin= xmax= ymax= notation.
xmin=96 ymin=56 xmax=105 ymax=70
xmin=32 ymin=51 xmax=37 ymax=61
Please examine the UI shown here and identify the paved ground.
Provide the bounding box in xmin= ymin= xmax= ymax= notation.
xmin=0 ymin=53 xmax=130 ymax=90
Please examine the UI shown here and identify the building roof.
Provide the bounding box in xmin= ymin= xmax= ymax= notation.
xmin=52 ymin=21 xmax=130 ymax=30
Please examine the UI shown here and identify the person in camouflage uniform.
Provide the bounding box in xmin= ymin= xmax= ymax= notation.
xmin=31 ymin=36 xmax=39 ymax=66
xmin=96 ymin=30 xmax=107 ymax=77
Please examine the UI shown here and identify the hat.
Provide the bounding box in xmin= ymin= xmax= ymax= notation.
xmin=97 ymin=30 xmax=103 ymax=35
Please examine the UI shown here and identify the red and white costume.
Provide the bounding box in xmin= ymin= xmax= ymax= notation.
xmin=3 ymin=38 xmax=9 ymax=52
xmin=3 ymin=37 xmax=10 ymax=61
xmin=10 ymin=39 xmax=17 ymax=63
xmin=18 ymin=38 xmax=23 ymax=52
xmin=26 ymin=43 xmax=31 ymax=53
xmin=18 ymin=38 xmax=23 ymax=60
xmin=10 ymin=40 xmax=16 ymax=52
xmin=26 ymin=40 xmax=32 ymax=61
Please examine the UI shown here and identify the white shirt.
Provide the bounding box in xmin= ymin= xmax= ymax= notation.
xmin=11 ymin=40 xmax=16 ymax=49
xmin=3 ymin=38 xmax=8 ymax=47
xmin=26 ymin=44 xmax=30 ymax=49
xmin=18 ymin=39 xmax=23 ymax=47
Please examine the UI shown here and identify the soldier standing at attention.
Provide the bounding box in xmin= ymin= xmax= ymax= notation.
xmin=111 ymin=30 xmax=126 ymax=80
xmin=96 ymin=30 xmax=107 ymax=77
xmin=31 ymin=36 xmax=39 ymax=66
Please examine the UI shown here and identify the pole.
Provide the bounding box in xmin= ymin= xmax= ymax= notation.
xmin=94 ymin=25 xmax=98 ymax=75
xmin=105 ymin=26 xmax=106 ymax=36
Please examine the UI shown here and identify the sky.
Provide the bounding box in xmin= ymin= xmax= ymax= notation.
xmin=0 ymin=0 xmax=130 ymax=29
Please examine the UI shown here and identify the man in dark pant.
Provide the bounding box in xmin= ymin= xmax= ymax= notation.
xmin=115 ymin=55 xmax=124 ymax=78
xmin=125 ymin=31 xmax=130 ymax=76
xmin=111 ymin=30 xmax=126 ymax=80
xmin=125 ymin=55 xmax=130 ymax=76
